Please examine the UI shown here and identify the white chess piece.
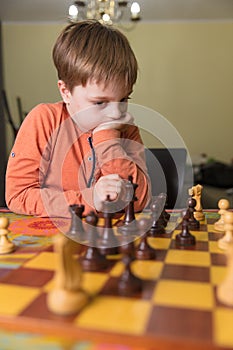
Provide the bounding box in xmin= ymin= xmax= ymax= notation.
xmin=217 ymin=212 xmax=233 ymax=306
xmin=47 ymin=234 xmax=89 ymax=315
xmin=214 ymin=199 xmax=230 ymax=232
xmin=0 ymin=217 xmax=15 ymax=254
xmin=218 ymin=211 xmax=233 ymax=250
xmin=189 ymin=184 xmax=205 ymax=221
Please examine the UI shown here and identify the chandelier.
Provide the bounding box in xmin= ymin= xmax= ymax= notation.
xmin=68 ymin=0 xmax=141 ymax=25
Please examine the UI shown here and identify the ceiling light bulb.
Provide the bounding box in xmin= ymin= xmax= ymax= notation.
xmin=69 ymin=4 xmax=79 ymax=17
xmin=102 ymin=13 xmax=111 ymax=22
xmin=130 ymin=2 xmax=140 ymax=18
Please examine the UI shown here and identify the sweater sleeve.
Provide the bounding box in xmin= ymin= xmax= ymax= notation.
xmin=5 ymin=104 xmax=94 ymax=218
xmin=92 ymin=125 xmax=151 ymax=212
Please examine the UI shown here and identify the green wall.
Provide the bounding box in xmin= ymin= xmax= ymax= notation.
xmin=2 ymin=21 xmax=233 ymax=164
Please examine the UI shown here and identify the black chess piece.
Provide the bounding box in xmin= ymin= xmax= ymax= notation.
xmin=175 ymin=215 xmax=196 ymax=246
xmin=119 ymin=235 xmax=135 ymax=256
xmin=162 ymin=208 xmax=171 ymax=225
xmin=118 ymin=175 xmax=138 ymax=236
xmin=135 ymin=218 xmax=156 ymax=260
xmin=186 ymin=197 xmax=200 ymax=229
xmin=98 ymin=196 xmax=119 ymax=255
xmin=68 ymin=204 xmax=85 ymax=241
xmin=149 ymin=197 xmax=166 ymax=236
xmin=123 ymin=175 xmax=138 ymax=224
xmin=118 ymin=248 xmax=142 ymax=296
xmin=158 ymin=193 xmax=170 ymax=227
xmin=80 ymin=211 xmax=109 ymax=271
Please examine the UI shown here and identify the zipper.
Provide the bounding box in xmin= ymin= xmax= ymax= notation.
xmin=87 ymin=136 xmax=96 ymax=188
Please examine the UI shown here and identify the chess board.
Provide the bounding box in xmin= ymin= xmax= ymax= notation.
xmin=0 ymin=210 xmax=232 ymax=350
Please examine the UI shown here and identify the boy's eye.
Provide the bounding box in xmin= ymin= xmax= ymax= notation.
xmin=94 ymin=101 xmax=107 ymax=107
xmin=121 ymin=96 xmax=131 ymax=103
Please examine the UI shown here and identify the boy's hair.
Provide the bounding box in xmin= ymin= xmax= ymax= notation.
xmin=52 ymin=20 xmax=138 ymax=92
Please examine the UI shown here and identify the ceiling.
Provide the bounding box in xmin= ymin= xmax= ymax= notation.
xmin=0 ymin=0 xmax=233 ymax=23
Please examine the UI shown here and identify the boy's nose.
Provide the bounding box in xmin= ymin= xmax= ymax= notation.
xmin=108 ymin=102 xmax=127 ymax=119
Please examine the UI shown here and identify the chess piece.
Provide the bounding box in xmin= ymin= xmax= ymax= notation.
xmin=68 ymin=204 xmax=85 ymax=241
xmin=214 ymin=199 xmax=230 ymax=232
xmin=119 ymin=235 xmax=135 ymax=256
xmin=218 ymin=211 xmax=233 ymax=250
xmin=80 ymin=211 xmax=109 ymax=271
xmin=175 ymin=215 xmax=196 ymax=246
xmin=98 ymin=196 xmax=119 ymax=255
xmin=158 ymin=193 xmax=170 ymax=226
xmin=135 ymin=218 xmax=156 ymax=260
xmin=189 ymin=184 xmax=205 ymax=221
xmin=123 ymin=175 xmax=138 ymax=223
xmin=118 ymin=253 xmax=143 ymax=296
xmin=47 ymin=234 xmax=89 ymax=315
xmin=149 ymin=196 xmax=165 ymax=236
xmin=118 ymin=176 xmax=138 ymax=235
xmin=0 ymin=217 xmax=15 ymax=254
xmin=185 ymin=197 xmax=200 ymax=229
xmin=217 ymin=239 xmax=233 ymax=306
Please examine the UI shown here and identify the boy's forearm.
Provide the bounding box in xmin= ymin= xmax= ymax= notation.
xmin=92 ymin=130 xmax=150 ymax=211
xmin=5 ymin=181 xmax=95 ymax=218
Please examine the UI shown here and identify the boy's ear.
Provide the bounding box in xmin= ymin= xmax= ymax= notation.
xmin=58 ymin=80 xmax=71 ymax=104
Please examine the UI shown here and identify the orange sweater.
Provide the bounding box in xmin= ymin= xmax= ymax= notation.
xmin=5 ymin=102 xmax=150 ymax=217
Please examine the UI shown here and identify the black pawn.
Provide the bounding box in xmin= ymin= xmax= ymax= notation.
xmin=80 ymin=211 xmax=108 ymax=271
xmin=161 ymin=208 xmax=170 ymax=227
xmin=176 ymin=215 xmax=196 ymax=246
xmin=158 ymin=193 xmax=170 ymax=226
xmin=118 ymin=254 xmax=143 ymax=296
xmin=98 ymin=196 xmax=119 ymax=255
xmin=135 ymin=218 xmax=156 ymax=260
xmin=186 ymin=197 xmax=200 ymax=229
xmin=119 ymin=236 xmax=135 ymax=257
xmin=149 ymin=200 xmax=165 ymax=236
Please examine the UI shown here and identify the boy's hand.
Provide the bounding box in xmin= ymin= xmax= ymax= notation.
xmin=93 ymin=174 xmax=132 ymax=212
xmin=93 ymin=112 xmax=134 ymax=133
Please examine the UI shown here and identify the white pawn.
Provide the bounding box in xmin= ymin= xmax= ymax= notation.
xmin=0 ymin=217 xmax=15 ymax=254
xmin=214 ymin=199 xmax=230 ymax=232
xmin=218 ymin=211 xmax=233 ymax=250
xmin=217 ymin=213 xmax=233 ymax=306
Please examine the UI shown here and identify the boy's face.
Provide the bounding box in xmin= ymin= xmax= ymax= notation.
xmin=58 ymin=80 xmax=132 ymax=132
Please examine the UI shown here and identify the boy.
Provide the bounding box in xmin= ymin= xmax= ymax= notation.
xmin=5 ymin=20 xmax=150 ymax=218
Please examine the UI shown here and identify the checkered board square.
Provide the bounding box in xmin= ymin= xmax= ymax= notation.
xmin=0 ymin=211 xmax=232 ymax=350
